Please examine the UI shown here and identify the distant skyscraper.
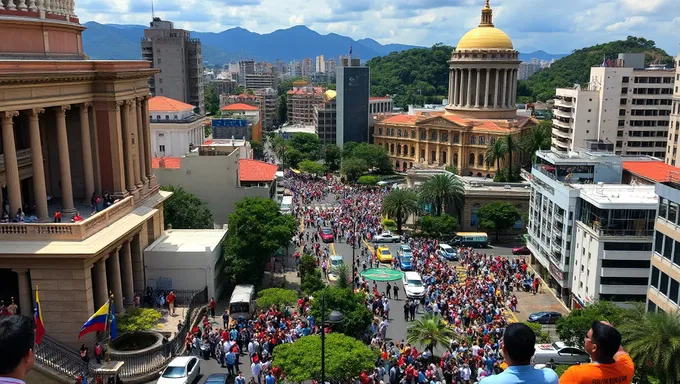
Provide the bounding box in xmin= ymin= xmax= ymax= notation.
xmin=301 ymin=58 xmax=314 ymax=78
xmin=239 ymin=60 xmax=255 ymax=85
xmin=289 ymin=61 xmax=302 ymax=77
xmin=325 ymin=59 xmax=336 ymax=74
xmin=336 ymin=56 xmax=370 ymax=148
xmin=315 ymin=55 xmax=326 ymax=73
xmin=141 ymin=18 xmax=205 ymax=114
xmin=518 ymin=58 xmax=541 ymax=80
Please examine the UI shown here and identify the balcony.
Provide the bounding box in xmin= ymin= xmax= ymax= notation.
xmin=553 ymin=118 xmax=572 ymax=129
xmin=552 ymin=129 xmax=571 ymax=139
xmin=555 ymin=212 xmax=564 ymax=222
xmin=554 ymin=98 xmax=573 ymax=107
xmin=599 ymin=285 xmax=648 ymax=295
xmin=551 ymin=231 xmax=562 ymax=242
xmin=0 ymin=148 xmax=32 ymax=171
xmin=553 ymin=109 xmax=572 ymax=119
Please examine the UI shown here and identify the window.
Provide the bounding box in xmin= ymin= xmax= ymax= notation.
xmin=664 ymin=235 xmax=673 ymax=260
xmin=479 ymin=136 xmax=485 ymax=145
xmin=411 ymin=131 xmax=416 ymax=139
xmin=660 ymin=198 xmax=668 ymax=219
xmin=469 ymin=153 xmax=475 ymax=166
xmin=600 ymin=277 xmax=649 ymax=286
xmin=470 ymin=136 xmax=477 ymax=144
xmin=430 ymin=131 xmax=437 ymax=141
xmin=671 ymin=279 xmax=679 ymax=304
xmin=159 ymin=145 xmax=166 ymax=153
xmin=156 ymin=115 xmax=161 ymax=120
xmin=411 ymin=146 xmax=415 ymax=157
xmin=622 ymin=77 xmax=629 ymax=83
xmin=675 ymin=240 xmax=680 ymax=265
xmin=619 ymin=109 xmax=626 ymax=116
xmin=655 ymin=234 xmax=664 ymax=254
xmin=378 ymin=128 xmax=383 ymax=135
xmin=478 ymin=154 xmax=484 ymax=166
xmin=660 ymin=272 xmax=669 ymax=295
xmin=651 ymin=267 xmax=660 ymax=289
xmin=453 ymin=134 xmax=460 ymax=144
xmin=165 ymin=115 xmax=169 ymax=120
xmin=670 ymin=202 xmax=678 ymax=224
xmin=601 ymin=259 xmax=650 ymax=268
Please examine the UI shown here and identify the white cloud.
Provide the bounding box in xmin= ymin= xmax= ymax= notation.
xmin=605 ymin=16 xmax=647 ymax=32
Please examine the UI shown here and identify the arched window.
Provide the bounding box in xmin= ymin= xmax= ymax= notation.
xmin=420 ymin=130 xmax=427 ymax=140
xmin=441 ymin=151 xmax=447 ymax=164
xmin=390 ymin=143 xmax=395 ymax=154
xmin=378 ymin=128 xmax=383 ymax=135
xmin=453 ymin=153 xmax=459 ymax=167
xmin=404 ymin=144 xmax=409 ymax=155
xmin=411 ymin=131 xmax=416 ymax=139
xmin=478 ymin=153 xmax=484 ymax=166
xmin=470 ymin=136 xmax=477 ymax=144
xmin=490 ymin=137 xmax=495 ymax=145
xmin=479 ymin=136 xmax=486 ymax=145
xmin=411 ymin=146 xmax=415 ymax=157
xmin=453 ymin=133 xmax=460 ymax=144
xmin=397 ymin=129 xmax=402 ymax=137
xmin=397 ymin=145 xmax=402 ymax=155
xmin=395 ymin=160 xmax=401 ymax=170
xmin=469 ymin=153 xmax=475 ymax=165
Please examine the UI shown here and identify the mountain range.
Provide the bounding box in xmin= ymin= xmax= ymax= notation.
xmin=81 ymin=22 xmax=566 ymax=65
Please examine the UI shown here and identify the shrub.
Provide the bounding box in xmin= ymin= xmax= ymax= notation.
xmin=257 ymin=288 xmax=299 ymax=310
xmin=382 ymin=218 xmax=397 ymax=231
xmin=117 ymin=308 xmax=162 ymax=332
xmin=445 ymin=166 xmax=458 ymax=175
xmin=523 ymin=321 xmax=551 ymax=343
xmin=357 ymin=175 xmax=380 ymax=186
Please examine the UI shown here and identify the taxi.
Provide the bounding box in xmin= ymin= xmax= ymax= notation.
xmin=376 ymin=246 xmax=394 ymax=263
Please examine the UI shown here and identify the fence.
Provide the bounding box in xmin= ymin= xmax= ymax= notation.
xmin=35 ymin=335 xmax=94 ymax=381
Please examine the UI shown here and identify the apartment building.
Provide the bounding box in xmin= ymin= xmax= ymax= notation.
xmin=141 ymin=18 xmax=205 ymax=114
xmin=287 ymin=85 xmax=324 ymax=125
xmin=552 ymin=53 xmax=674 ymax=157
xmin=571 ymin=184 xmax=657 ymax=307
xmin=238 ymin=60 xmax=255 ymax=85
xmin=519 ymin=59 xmax=542 ymax=80
xmin=254 ymin=88 xmax=278 ymax=130
xmin=245 ymin=73 xmax=275 ymax=91
xmin=370 ymin=96 xmax=393 ymax=114
xmin=315 ymin=90 xmax=337 ymax=145
xmin=316 ymin=55 xmax=326 ymax=73
xmin=301 ymin=58 xmax=314 ymax=78
xmin=665 ymin=54 xmax=680 ymax=166
xmin=648 ymin=176 xmax=680 ymax=313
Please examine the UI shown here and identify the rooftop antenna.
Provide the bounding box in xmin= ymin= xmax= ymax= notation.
xmin=151 ymin=0 xmax=155 ymax=20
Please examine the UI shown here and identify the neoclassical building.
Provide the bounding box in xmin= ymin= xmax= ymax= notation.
xmin=0 ymin=1 xmax=171 ymax=346
xmin=374 ymin=0 xmax=535 ymax=176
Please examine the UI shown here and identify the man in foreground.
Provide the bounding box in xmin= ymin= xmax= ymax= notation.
xmin=480 ymin=323 xmax=558 ymax=384
xmin=559 ymin=321 xmax=634 ymax=384
xmin=0 ymin=316 xmax=36 ymax=384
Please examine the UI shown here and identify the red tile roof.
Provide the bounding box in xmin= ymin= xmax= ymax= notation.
xmin=151 ymin=157 xmax=182 ymax=169
xmin=148 ymin=96 xmax=194 ymax=112
xmin=370 ymin=96 xmax=392 ymax=101
xmin=470 ymin=121 xmax=510 ymax=133
xmin=239 ymin=159 xmax=278 ymax=182
xmin=623 ymin=161 xmax=677 ymax=182
xmin=380 ymin=115 xmax=421 ymax=124
xmin=221 ymin=103 xmax=259 ymax=111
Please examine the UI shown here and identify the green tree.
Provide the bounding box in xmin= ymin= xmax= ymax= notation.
xmin=270 ymin=134 xmax=288 ymax=164
xmin=160 ymin=186 xmax=214 ymax=229
xmin=342 ymin=158 xmax=369 ymax=182
xmin=485 ymin=138 xmax=507 ymax=173
xmin=298 ymin=160 xmax=325 ymax=175
xmin=418 ymin=174 xmax=464 ymax=217
xmin=224 ymin=197 xmax=298 ymax=286
xmin=256 ymin=288 xmax=299 ymax=310
xmin=250 ymin=140 xmax=264 ymax=160
xmin=407 ymin=313 xmax=457 ymax=353
xmin=277 ymin=94 xmax=288 ymax=124
xmin=272 ymin=333 xmax=378 ymax=383
xmin=290 ymin=133 xmax=323 ymax=161
xmin=277 ymin=77 xmax=303 ymax=96
xmin=285 ymin=148 xmax=304 ymax=169
xmin=477 ymin=201 xmax=521 ymax=240
xmin=310 ymin=287 xmax=373 ymax=339
xmin=521 ymin=121 xmax=552 ymax=165
xmin=417 ymin=215 xmax=458 ymax=238
xmin=555 ymin=301 xmax=626 ymax=349
xmin=620 ymin=311 xmax=680 ymax=383
xmin=523 ymin=322 xmax=551 ymax=344
xmin=351 ymin=143 xmax=393 ymax=174
xmin=299 ymin=253 xmax=318 ymax=280
xmin=332 ymin=263 xmax=351 ymax=289
xmin=117 ymin=308 xmax=162 ymax=332
xmin=343 ymin=141 xmax=359 ymax=158
xmin=503 ymin=134 xmax=519 ymax=182
xmin=300 ymin=254 xmax=325 ymax=294
xmin=382 ymin=189 xmax=420 ymax=234
xmin=324 ymin=144 xmax=342 ymax=172
xmin=357 ymin=175 xmax=380 ymax=186
xmin=204 ymin=82 xmax=220 ymax=116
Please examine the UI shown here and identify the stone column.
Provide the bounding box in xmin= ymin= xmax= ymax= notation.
xmin=93 ymin=258 xmax=108 ymax=309
xmin=1 ymin=111 xmax=21 ymax=216
xmin=484 ymin=69 xmax=491 ymax=108
xmin=507 ymin=69 xmax=514 ymax=107
xmin=141 ymin=97 xmax=154 ymax=183
xmin=135 ymin=98 xmax=148 ymax=187
xmin=79 ymin=103 xmax=95 ymax=201
xmin=511 ymin=69 xmax=517 ymax=107
xmin=130 ymin=102 xmax=142 ymax=190
xmin=474 ymin=68 xmax=481 ymax=108
xmin=501 ymin=69 xmax=508 ymax=109
xmin=27 ymin=108 xmax=49 ymax=222
xmin=120 ymin=100 xmax=137 ymax=194
xmin=55 ymin=105 xmax=75 ymax=213
xmin=453 ymin=69 xmax=459 ymax=106
xmin=459 ymin=69 xmax=466 ymax=107
xmin=131 ymin=233 xmax=145 ymax=294
xmin=494 ymin=69 xmax=500 ymax=108
xmin=466 ymin=69 xmax=472 ymax=107
xmin=13 ymin=269 xmax=32 ymax=317
xmin=424 ymin=128 xmax=430 ymax=164
xmin=106 ymin=246 xmax=124 ymax=313
xmin=120 ymin=240 xmax=135 ymax=307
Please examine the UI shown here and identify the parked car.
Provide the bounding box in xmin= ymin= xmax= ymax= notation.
xmin=320 ymin=227 xmax=334 ymax=243
xmin=376 ymin=246 xmax=394 ymax=263
xmin=512 ymin=245 xmax=531 ymax=255
xmin=328 ymin=255 xmax=344 ymax=282
xmin=533 ymin=342 xmax=590 ymax=365
xmin=402 ymin=271 xmax=425 ymax=299
xmin=398 ymin=255 xmax=414 ymax=271
xmin=527 ymin=311 xmax=563 ymax=324
xmin=204 ymin=373 xmax=228 ymax=384
xmin=157 ymin=356 xmax=200 ymax=384
xmin=436 ymin=244 xmax=458 ymax=261
xmin=373 ymin=231 xmax=401 ymax=243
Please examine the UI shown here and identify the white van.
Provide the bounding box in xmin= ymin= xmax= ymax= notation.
xmin=228 ymin=285 xmax=255 ymax=325
xmin=280 ymin=196 xmax=293 ymax=214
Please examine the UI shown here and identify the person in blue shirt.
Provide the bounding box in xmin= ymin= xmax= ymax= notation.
xmin=265 ymin=371 xmax=276 ymax=384
xmin=235 ymin=372 xmax=246 ymax=384
xmin=479 ymin=323 xmax=558 ymax=384
xmin=225 ymin=350 xmax=236 ymax=376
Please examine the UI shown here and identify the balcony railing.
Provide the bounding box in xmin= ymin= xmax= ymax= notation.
xmin=555 ymin=212 xmax=564 ymax=222
xmin=0 ymin=148 xmax=32 ymax=169
xmin=0 ymin=196 xmax=135 ymax=241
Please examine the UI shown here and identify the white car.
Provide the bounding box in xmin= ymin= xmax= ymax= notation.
xmin=533 ymin=342 xmax=590 ymax=365
xmin=328 ymin=255 xmax=344 ymax=282
xmin=402 ymin=271 xmax=425 ymax=299
xmin=157 ymin=356 xmax=200 ymax=384
xmin=436 ymin=244 xmax=458 ymax=261
xmin=373 ymin=231 xmax=401 ymax=243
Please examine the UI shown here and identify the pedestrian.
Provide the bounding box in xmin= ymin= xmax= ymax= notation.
xmin=386 ymin=282 xmax=392 ymax=298
xmin=235 ymin=371 xmax=246 ymax=384
xmin=403 ymin=302 xmax=409 ymax=322
xmin=79 ymin=344 xmax=89 ymax=365
xmin=94 ymin=342 xmax=102 ymax=364
xmin=226 ymin=349 xmax=236 ymax=376
xmin=265 ymin=371 xmax=276 ymax=384
xmin=167 ymin=290 xmax=176 ymax=315
xmin=222 ymin=310 xmax=230 ymax=328
xmin=409 ymin=301 xmax=416 ymax=321
xmin=209 ymin=297 xmax=216 ymax=318
xmin=393 ymin=284 xmax=399 ymax=300
xmin=251 ymin=359 xmax=263 ymax=384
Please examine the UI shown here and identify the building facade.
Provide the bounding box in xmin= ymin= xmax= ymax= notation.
xmin=238 ymin=60 xmax=255 ymax=85
xmin=518 ymin=59 xmax=542 ymax=80
xmin=287 ymin=86 xmax=324 ymax=125
xmin=315 ymin=90 xmax=337 ymax=145
xmin=254 ymin=88 xmax=278 ymax=130
xmin=665 ymin=54 xmax=680 ymax=166
xmin=141 ymin=18 xmax=205 ymax=114
xmin=647 ymin=178 xmax=680 ymax=313
xmin=301 ymin=58 xmax=314 ymax=78
xmin=316 ymin=55 xmax=326 ymax=73
xmin=245 ymin=73 xmax=275 ymax=91
xmin=373 ymin=1 xmax=531 ymax=174
xmin=336 ymin=58 xmax=370 ymax=148
xmin=149 ymin=96 xmax=208 ymax=157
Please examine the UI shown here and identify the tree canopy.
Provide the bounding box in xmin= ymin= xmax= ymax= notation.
xmin=160 ymin=185 xmax=214 ymax=229
xmin=256 ymin=288 xmax=299 ymax=310
xmin=324 ymin=144 xmax=342 ymax=172
xmin=250 ymin=140 xmax=264 ymax=160
xmin=272 ymin=333 xmax=378 ymax=383
xmin=310 ymin=287 xmax=373 ymax=339
xmin=555 ymin=301 xmax=630 ymax=349
xmin=298 ymin=160 xmax=325 ymax=175
xmin=383 ymin=189 xmax=420 ymax=234
xmin=407 ymin=313 xmax=457 ymax=352
xmin=290 ymin=133 xmax=322 ymax=161
xmin=519 ymin=36 xmax=674 ymax=102
xmin=342 ymin=157 xmax=369 ymax=182
xmin=477 ymin=201 xmax=521 ymax=240
xmin=223 ymin=197 xmax=298 ymax=286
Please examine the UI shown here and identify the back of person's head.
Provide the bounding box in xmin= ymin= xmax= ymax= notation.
xmin=0 ymin=316 xmax=35 ymax=376
xmin=502 ymin=323 xmax=536 ymax=364
xmin=591 ymin=321 xmax=621 ymax=359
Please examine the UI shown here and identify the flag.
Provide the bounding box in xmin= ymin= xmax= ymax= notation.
xmin=34 ymin=287 xmax=45 ymax=345
xmin=601 ymin=54 xmax=606 ymax=67
xmin=109 ymin=303 xmax=117 ymax=340
xmin=78 ymin=301 xmax=109 ymax=339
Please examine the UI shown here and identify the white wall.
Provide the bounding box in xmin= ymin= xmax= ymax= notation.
xmin=151 ymin=118 xmax=207 ymax=157
xmin=573 ymin=222 xmax=601 ymax=304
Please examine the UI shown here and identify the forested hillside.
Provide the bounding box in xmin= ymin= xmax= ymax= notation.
xmin=518 ymin=36 xmax=674 ymax=102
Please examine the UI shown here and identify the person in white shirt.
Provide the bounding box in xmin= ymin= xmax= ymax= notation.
xmin=460 ymin=363 xmax=471 ymax=383
xmin=0 ymin=316 xmax=35 ymax=384
xmin=251 ymin=361 xmax=263 ymax=384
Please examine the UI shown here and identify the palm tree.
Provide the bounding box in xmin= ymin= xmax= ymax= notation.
xmin=485 ymin=138 xmax=507 ymax=172
xmin=382 ymin=189 xmax=420 ymax=234
xmin=504 ymin=134 xmax=519 ymax=181
xmin=620 ymin=311 xmax=680 ymax=383
xmin=520 ymin=121 xmax=552 ymax=165
xmin=406 ymin=313 xmax=457 ymax=353
xmin=332 ymin=263 xmax=351 ymax=289
xmin=418 ymin=174 xmax=464 ymax=217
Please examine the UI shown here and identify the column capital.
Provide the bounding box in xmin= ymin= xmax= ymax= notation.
xmin=124 ymin=99 xmax=135 ymax=106
xmin=136 ymin=96 xmax=146 ymax=103
xmin=2 ymin=111 xmax=19 ymax=120
xmin=55 ymin=105 xmax=71 ymax=114
xmin=115 ymin=101 xmax=124 ymax=111
xmin=81 ymin=102 xmax=93 ymax=109
xmin=26 ymin=108 xmax=44 ymax=117
xmin=113 ymin=245 xmax=123 ymax=252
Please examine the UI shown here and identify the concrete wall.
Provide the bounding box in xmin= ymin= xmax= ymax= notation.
xmin=145 ymin=249 xmax=218 ymax=298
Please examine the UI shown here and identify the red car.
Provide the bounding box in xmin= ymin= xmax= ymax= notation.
xmin=512 ymin=245 xmax=531 ymax=255
xmin=320 ymin=227 xmax=335 ymax=243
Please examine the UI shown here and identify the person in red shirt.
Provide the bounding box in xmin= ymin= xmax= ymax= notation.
xmin=209 ymin=298 xmax=216 ymax=318
xmin=167 ymin=291 xmax=176 ymax=315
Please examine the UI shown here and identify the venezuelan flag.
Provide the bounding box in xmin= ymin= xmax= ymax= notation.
xmin=78 ymin=301 xmax=109 ymax=339
xmin=34 ymin=287 xmax=45 ymax=345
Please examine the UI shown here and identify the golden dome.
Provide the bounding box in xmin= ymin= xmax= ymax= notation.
xmin=456 ymin=0 xmax=514 ymax=51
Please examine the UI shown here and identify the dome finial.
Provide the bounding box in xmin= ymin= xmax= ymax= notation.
xmin=480 ymin=0 xmax=493 ymax=26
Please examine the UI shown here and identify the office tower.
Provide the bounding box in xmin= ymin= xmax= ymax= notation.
xmin=336 ymin=56 xmax=370 ymax=148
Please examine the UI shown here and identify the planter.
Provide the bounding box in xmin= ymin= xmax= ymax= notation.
xmin=109 ymin=331 xmax=165 ymax=355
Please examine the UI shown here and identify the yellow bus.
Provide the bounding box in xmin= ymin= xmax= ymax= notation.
xmin=452 ymin=232 xmax=489 ymax=248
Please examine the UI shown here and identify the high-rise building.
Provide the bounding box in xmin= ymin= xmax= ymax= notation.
xmin=553 ymin=53 xmax=674 ymax=157
xmin=289 ymin=61 xmax=302 ymax=77
xmin=665 ymin=54 xmax=680 ymax=166
xmin=316 ymin=55 xmax=326 ymax=73
xmin=301 ymin=58 xmax=314 ymax=78
xmin=254 ymin=88 xmax=278 ymax=130
xmin=245 ymin=73 xmax=275 ymax=91
xmin=239 ymin=60 xmax=255 ymax=85
xmin=287 ymin=85 xmax=324 ymax=125
xmin=325 ymin=59 xmax=337 ymax=74
xmin=518 ymin=59 xmax=541 ymax=80
xmin=315 ymin=90 xmax=337 ymax=145
xmin=142 ymin=18 xmax=205 ymax=114
xmin=336 ymin=56 xmax=370 ymax=148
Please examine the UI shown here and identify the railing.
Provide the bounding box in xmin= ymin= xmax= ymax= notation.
xmin=0 ymin=148 xmax=32 ymax=169
xmin=110 ymin=287 xmax=208 ymax=379
xmin=0 ymin=0 xmax=76 ymax=17
xmin=35 ymin=334 xmax=94 ymax=382
xmin=0 ymin=196 xmax=135 ymax=241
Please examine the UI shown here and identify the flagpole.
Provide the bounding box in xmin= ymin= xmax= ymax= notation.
xmin=107 ymin=292 xmax=113 ymax=363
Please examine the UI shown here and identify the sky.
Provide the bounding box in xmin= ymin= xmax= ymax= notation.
xmin=75 ymin=0 xmax=680 ymax=55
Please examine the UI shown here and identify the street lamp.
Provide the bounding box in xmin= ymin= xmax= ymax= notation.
xmin=320 ymin=288 xmax=344 ymax=384
xmin=351 ymin=221 xmax=357 ymax=288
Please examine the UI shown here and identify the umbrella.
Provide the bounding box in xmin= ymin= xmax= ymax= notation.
xmin=360 ymin=268 xmax=404 ymax=282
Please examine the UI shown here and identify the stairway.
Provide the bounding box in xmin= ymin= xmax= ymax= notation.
xmin=35 ymin=335 xmax=93 ymax=383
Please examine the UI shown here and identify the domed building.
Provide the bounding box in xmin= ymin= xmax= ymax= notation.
xmin=374 ymin=0 xmax=534 ymax=176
